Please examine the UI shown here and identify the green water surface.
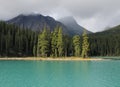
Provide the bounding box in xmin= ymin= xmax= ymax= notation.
xmin=0 ymin=60 xmax=120 ymax=87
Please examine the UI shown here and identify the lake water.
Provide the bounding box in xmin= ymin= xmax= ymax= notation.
xmin=0 ymin=60 xmax=120 ymax=87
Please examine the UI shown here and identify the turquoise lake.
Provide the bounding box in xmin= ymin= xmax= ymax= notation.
xmin=0 ymin=60 xmax=120 ymax=87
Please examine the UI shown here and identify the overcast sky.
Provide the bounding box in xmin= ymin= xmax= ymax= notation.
xmin=0 ymin=0 xmax=120 ymax=32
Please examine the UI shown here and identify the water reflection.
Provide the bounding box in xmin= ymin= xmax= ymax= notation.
xmin=32 ymin=61 xmax=92 ymax=87
xmin=0 ymin=61 xmax=120 ymax=87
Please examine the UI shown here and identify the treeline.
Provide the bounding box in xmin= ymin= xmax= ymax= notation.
xmin=34 ymin=26 xmax=89 ymax=58
xmin=0 ymin=22 xmax=89 ymax=57
xmin=88 ymin=25 xmax=120 ymax=56
xmin=1 ymin=21 xmax=120 ymax=57
xmin=89 ymin=32 xmax=120 ymax=56
xmin=0 ymin=22 xmax=38 ymax=57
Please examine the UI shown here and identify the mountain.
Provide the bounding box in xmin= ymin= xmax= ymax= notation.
xmin=59 ymin=16 xmax=92 ymax=35
xmin=88 ymin=24 xmax=120 ymax=56
xmin=6 ymin=14 xmax=69 ymax=34
xmin=6 ymin=14 xmax=91 ymax=36
xmin=90 ymin=24 xmax=120 ymax=36
xmin=102 ymin=25 xmax=120 ymax=34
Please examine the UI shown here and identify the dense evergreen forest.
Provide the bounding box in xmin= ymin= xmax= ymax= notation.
xmin=0 ymin=22 xmax=38 ymax=57
xmin=0 ymin=21 xmax=120 ymax=57
xmin=88 ymin=28 xmax=120 ymax=56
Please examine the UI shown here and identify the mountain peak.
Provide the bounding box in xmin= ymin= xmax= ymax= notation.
xmin=59 ymin=16 xmax=77 ymax=24
xmin=17 ymin=13 xmax=42 ymax=16
xmin=6 ymin=14 xmax=92 ymax=36
xmin=6 ymin=14 xmax=68 ymax=33
xmin=59 ymin=16 xmax=92 ymax=35
xmin=15 ymin=14 xmax=44 ymax=18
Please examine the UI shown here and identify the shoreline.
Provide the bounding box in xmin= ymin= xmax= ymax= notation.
xmin=0 ymin=57 xmax=104 ymax=61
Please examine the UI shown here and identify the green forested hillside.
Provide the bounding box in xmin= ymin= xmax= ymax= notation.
xmin=0 ymin=21 xmax=120 ymax=57
xmin=0 ymin=22 xmax=73 ymax=57
xmin=0 ymin=22 xmax=38 ymax=57
xmin=89 ymin=25 xmax=120 ymax=56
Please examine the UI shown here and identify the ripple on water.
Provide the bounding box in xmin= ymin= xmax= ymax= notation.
xmin=0 ymin=60 xmax=120 ymax=87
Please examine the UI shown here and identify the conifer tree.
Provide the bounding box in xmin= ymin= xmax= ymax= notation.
xmin=0 ymin=33 xmax=3 ymax=54
xmin=37 ymin=34 xmax=41 ymax=57
xmin=72 ymin=35 xmax=81 ymax=57
xmin=63 ymin=35 xmax=70 ymax=57
xmin=37 ymin=27 xmax=49 ymax=57
xmin=33 ymin=45 xmax=37 ymax=57
xmin=82 ymin=30 xmax=89 ymax=58
xmin=51 ymin=28 xmax=58 ymax=57
xmin=57 ymin=27 xmax=64 ymax=57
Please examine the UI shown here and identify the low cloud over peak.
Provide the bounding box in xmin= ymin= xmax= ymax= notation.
xmin=0 ymin=0 xmax=120 ymax=32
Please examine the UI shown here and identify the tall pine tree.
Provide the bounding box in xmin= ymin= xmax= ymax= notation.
xmin=51 ymin=28 xmax=58 ymax=57
xmin=37 ymin=27 xmax=49 ymax=57
xmin=72 ymin=35 xmax=81 ymax=57
xmin=82 ymin=30 xmax=89 ymax=58
xmin=57 ymin=27 xmax=64 ymax=57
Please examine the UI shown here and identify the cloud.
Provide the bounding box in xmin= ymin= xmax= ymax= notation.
xmin=0 ymin=0 xmax=120 ymax=32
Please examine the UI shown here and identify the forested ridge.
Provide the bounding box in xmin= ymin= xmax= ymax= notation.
xmin=0 ymin=21 xmax=120 ymax=57
xmin=0 ymin=21 xmax=38 ymax=56
xmin=89 ymin=25 xmax=120 ymax=56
